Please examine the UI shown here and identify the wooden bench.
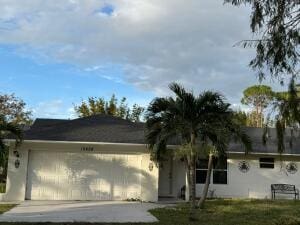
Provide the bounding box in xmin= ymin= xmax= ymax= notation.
xmin=271 ymin=184 xmax=299 ymax=200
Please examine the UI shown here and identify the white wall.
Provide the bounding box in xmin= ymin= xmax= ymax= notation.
xmin=141 ymin=154 xmax=159 ymax=202
xmin=2 ymin=141 xmax=158 ymax=202
xmin=196 ymin=154 xmax=300 ymax=199
xmin=1 ymin=142 xmax=29 ymax=201
xmin=159 ymin=154 xmax=300 ymax=200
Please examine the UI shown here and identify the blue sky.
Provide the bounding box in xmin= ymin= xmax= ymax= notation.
xmin=0 ymin=45 xmax=154 ymax=119
xmin=0 ymin=1 xmax=289 ymax=119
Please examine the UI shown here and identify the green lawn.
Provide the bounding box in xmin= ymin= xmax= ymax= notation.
xmin=150 ymin=199 xmax=300 ymax=225
xmin=0 ymin=199 xmax=300 ymax=225
xmin=0 ymin=204 xmax=15 ymax=215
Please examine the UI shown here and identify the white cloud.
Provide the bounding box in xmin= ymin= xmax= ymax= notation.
xmin=0 ymin=0 xmax=287 ymax=106
xmin=32 ymin=99 xmax=75 ymax=119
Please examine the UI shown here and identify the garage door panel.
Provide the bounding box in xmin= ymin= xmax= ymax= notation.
xmin=26 ymin=151 xmax=142 ymax=200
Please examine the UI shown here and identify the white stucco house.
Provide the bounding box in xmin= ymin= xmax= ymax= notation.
xmin=2 ymin=114 xmax=300 ymax=202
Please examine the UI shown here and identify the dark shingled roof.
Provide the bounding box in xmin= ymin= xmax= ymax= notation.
xmin=30 ymin=119 xmax=70 ymax=129
xmin=22 ymin=115 xmax=300 ymax=155
xmin=24 ymin=115 xmax=147 ymax=144
xmin=229 ymin=127 xmax=300 ymax=155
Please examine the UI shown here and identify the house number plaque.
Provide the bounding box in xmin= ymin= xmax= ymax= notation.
xmin=81 ymin=147 xmax=94 ymax=152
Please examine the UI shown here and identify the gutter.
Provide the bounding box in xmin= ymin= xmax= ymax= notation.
xmin=4 ymin=139 xmax=178 ymax=148
xmin=6 ymin=139 xmax=297 ymax=156
xmin=227 ymin=151 xmax=300 ymax=157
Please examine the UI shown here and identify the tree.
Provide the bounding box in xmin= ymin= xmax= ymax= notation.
xmin=117 ymin=97 xmax=128 ymax=119
xmin=225 ymin=0 xmax=300 ymax=80
xmin=233 ymin=110 xmax=267 ymax=127
xmin=145 ymin=83 xmax=251 ymax=219
xmin=88 ymin=97 xmax=105 ymax=115
xmin=0 ymin=94 xmax=32 ymax=125
xmin=106 ymin=94 xmax=118 ymax=116
xmin=241 ymin=85 xmax=274 ymax=127
xmin=0 ymin=115 xmax=23 ymax=179
xmin=0 ymin=94 xmax=31 ymax=179
xmin=268 ymin=78 xmax=300 ymax=152
xmin=74 ymin=95 xmax=145 ymax=122
xmin=129 ymin=104 xmax=144 ymax=122
xmin=233 ymin=110 xmax=248 ymax=126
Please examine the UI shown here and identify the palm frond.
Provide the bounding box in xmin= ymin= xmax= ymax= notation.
xmin=168 ymin=83 xmax=188 ymax=100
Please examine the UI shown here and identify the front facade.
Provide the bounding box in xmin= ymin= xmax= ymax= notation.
xmin=159 ymin=153 xmax=300 ymax=199
xmin=2 ymin=115 xmax=300 ymax=202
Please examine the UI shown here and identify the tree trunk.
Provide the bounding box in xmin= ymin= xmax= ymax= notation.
xmin=198 ymin=153 xmax=213 ymax=209
xmin=189 ymin=132 xmax=197 ymax=220
xmin=185 ymin=164 xmax=191 ymax=202
xmin=256 ymin=105 xmax=259 ymax=127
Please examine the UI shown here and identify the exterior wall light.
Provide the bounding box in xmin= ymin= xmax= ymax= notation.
xmin=148 ymin=162 xmax=154 ymax=171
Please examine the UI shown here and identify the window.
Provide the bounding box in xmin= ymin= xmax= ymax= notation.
xmin=259 ymin=158 xmax=274 ymax=169
xmin=196 ymin=157 xmax=227 ymax=184
xmin=196 ymin=159 xmax=208 ymax=184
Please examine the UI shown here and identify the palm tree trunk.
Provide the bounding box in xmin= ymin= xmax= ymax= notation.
xmin=186 ymin=164 xmax=191 ymax=201
xmin=198 ymin=153 xmax=213 ymax=209
xmin=189 ymin=133 xmax=197 ymax=220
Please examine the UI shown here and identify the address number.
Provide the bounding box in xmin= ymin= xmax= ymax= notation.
xmin=81 ymin=147 xmax=94 ymax=151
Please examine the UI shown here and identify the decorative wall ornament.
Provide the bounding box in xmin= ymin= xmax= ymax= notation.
xmin=286 ymin=162 xmax=298 ymax=174
xmin=238 ymin=161 xmax=250 ymax=173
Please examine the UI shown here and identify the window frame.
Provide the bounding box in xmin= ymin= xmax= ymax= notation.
xmin=259 ymin=157 xmax=275 ymax=169
xmin=212 ymin=168 xmax=228 ymax=185
xmin=195 ymin=157 xmax=228 ymax=185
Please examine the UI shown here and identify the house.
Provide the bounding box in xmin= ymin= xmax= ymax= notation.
xmin=2 ymin=114 xmax=300 ymax=202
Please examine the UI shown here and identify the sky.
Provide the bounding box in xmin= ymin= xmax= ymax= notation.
xmin=0 ymin=0 xmax=289 ymax=119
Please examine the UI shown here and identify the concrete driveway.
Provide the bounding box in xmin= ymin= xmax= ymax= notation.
xmin=0 ymin=201 xmax=162 ymax=223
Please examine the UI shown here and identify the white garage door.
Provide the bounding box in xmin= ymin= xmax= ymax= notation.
xmin=26 ymin=151 xmax=142 ymax=200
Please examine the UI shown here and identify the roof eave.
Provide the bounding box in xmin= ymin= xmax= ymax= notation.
xmin=227 ymin=151 xmax=300 ymax=156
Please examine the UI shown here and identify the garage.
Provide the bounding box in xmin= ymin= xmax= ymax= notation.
xmin=25 ymin=151 xmax=143 ymax=200
xmin=3 ymin=115 xmax=159 ymax=202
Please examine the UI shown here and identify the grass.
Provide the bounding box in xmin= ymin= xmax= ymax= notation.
xmin=150 ymin=199 xmax=300 ymax=225
xmin=0 ymin=204 xmax=15 ymax=215
xmin=0 ymin=199 xmax=300 ymax=225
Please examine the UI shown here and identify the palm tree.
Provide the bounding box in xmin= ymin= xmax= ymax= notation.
xmin=196 ymin=124 xmax=251 ymax=208
xmin=145 ymin=83 xmax=251 ymax=218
